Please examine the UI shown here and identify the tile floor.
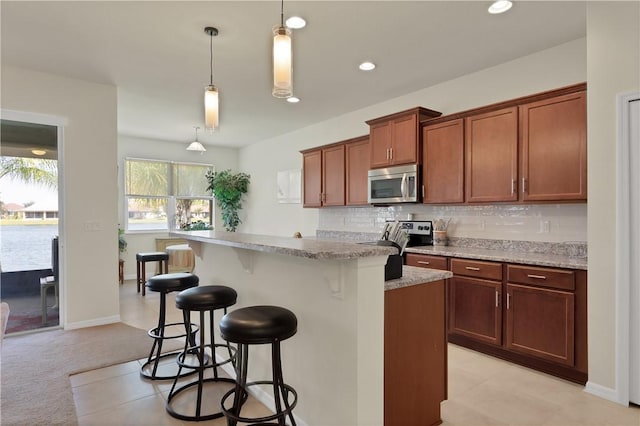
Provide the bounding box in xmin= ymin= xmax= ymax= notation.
xmin=71 ymin=280 xmax=640 ymax=425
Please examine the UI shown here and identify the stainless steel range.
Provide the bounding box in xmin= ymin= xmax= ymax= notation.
xmin=386 ymin=220 xmax=434 ymax=247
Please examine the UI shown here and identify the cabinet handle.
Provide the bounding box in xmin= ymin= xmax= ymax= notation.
xmin=318 ymin=192 xmax=322 ymax=202
xmin=495 ymin=290 xmax=499 ymax=307
xmin=527 ymin=274 xmax=547 ymax=280
xmin=465 ymin=266 xmax=481 ymax=271
xmin=390 ymin=148 xmax=393 ymax=159
xmin=507 ymin=292 xmax=511 ymax=310
xmin=386 ymin=148 xmax=390 ymax=160
xmin=522 ymin=178 xmax=528 ymax=193
xmin=417 ymin=261 xmax=430 ymax=265
xmin=511 ymin=179 xmax=516 ymax=194
xmin=422 ymin=184 xmax=425 ymax=198
xmin=322 ymin=193 xmax=326 ymax=202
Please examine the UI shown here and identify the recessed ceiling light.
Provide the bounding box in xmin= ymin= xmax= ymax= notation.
xmin=488 ymin=0 xmax=513 ymax=14
xmin=31 ymin=149 xmax=47 ymax=156
xmin=359 ymin=61 xmax=376 ymax=71
xmin=287 ymin=96 xmax=300 ymax=103
xmin=286 ymin=16 xmax=306 ymax=29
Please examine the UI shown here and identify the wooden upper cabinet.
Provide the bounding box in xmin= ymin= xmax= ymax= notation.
xmin=519 ymin=91 xmax=587 ymax=201
xmin=345 ymin=136 xmax=370 ymax=205
xmin=322 ymin=144 xmax=345 ymax=206
xmin=465 ymin=107 xmax=518 ymax=203
xmin=367 ymin=107 xmax=442 ymax=169
xmin=302 ymin=149 xmax=322 ymax=207
xmin=422 ymin=119 xmax=464 ymax=204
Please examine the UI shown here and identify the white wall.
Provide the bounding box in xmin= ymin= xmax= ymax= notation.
xmin=1 ymin=66 xmax=119 ymax=328
xmin=239 ymin=38 xmax=587 ymax=238
xmin=586 ymin=1 xmax=640 ymax=398
xmin=117 ymin=135 xmax=238 ymax=277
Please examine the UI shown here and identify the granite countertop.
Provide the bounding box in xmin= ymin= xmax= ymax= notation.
xmin=170 ymin=230 xmax=396 ymax=260
xmin=385 ymin=266 xmax=452 ymax=291
xmin=405 ymin=245 xmax=588 ymax=270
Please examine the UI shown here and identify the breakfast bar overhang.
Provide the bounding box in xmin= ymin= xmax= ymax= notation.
xmin=171 ymin=230 xmax=452 ymax=426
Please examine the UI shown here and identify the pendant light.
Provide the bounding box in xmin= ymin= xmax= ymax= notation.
xmin=204 ymin=27 xmax=219 ymax=132
xmin=186 ymin=126 xmax=206 ymax=153
xmin=272 ymin=0 xmax=293 ymax=98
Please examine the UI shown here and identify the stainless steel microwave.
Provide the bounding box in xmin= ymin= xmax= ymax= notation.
xmin=368 ymin=164 xmax=419 ymax=204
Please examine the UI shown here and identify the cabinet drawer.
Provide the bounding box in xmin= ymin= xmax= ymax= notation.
xmin=451 ymin=258 xmax=502 ymax=280
xmin=507 ymin=265 xmax=575 ymax=291
xmin=406 ymin=253 xmax=448 ymax=270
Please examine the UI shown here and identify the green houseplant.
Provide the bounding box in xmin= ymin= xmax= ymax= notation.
xmin=205 ymin=169 xmax=250 ymax=232
xmin=118 ymin=227 xmax=127 ymax=258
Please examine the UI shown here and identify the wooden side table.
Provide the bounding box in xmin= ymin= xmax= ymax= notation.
xmin=119 ymin=259 xmax=124 ymax=284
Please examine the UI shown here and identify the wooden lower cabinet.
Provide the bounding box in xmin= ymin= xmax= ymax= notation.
xmin=449 ymin=276 xmax=502 ymax=346
xmin=505 ymin=283 xmax=575 ymax=366
xmin=405 ymin=253 xmax=448 ymax=270
xmin=385 ymin=280 xmax=447 ymax=426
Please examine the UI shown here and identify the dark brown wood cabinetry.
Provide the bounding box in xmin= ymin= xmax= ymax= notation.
xmin=405 ymin=253 xmax=448 ymax=270
xmin=465 ymin=107 xmax=519 ymax=203
xmin=385 ymin=280 xmax=447 ymax=426
xmin=367 ymin=107 xmax=441 ymax=169
xmin=345 ymin=136 xmax=370 ymax=205
xmin=519 ymin=91 xmax=587 ymax=201
xmin=422 ymin=119 xmax=465 ymax=204
xmin=506 ymin=265 xmax=577 ymax=366
xmin=302 ymin=145 xmax=345 ymax=207
xmin=449 ymin=259 xmax=503 ymax=346
xmin=408 ymin=252 xmax=587 ymax=383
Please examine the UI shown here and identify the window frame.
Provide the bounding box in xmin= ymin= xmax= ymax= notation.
xmin=124 ymin=157 xmax=214 ymax=233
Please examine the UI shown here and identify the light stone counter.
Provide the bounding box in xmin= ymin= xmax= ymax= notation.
xmin=405 ymin=245 xmax=588 ymax=270
xmin=385 ymin=266 xmax=453 ymax=291
xmin=170 ymin=230 xmax=396 ymax=260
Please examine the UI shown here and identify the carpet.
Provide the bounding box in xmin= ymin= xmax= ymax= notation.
xmin=0 ymin=322 xmax=153 ymax=426
xmin=4 ymin=308 xmax=59 ymax=335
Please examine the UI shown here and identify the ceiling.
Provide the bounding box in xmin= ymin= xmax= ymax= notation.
xmin=1 ymin=1 xmax=586 ymax=149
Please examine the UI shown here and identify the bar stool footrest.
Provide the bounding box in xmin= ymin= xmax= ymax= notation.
xmin=221 ymin=380 xmax=298 ymax=425
xmin=166 ymin=377 xmax=237 ymax=421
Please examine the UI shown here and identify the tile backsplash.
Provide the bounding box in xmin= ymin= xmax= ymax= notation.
xmin=318 ymin=203 xmax=587 ymax=243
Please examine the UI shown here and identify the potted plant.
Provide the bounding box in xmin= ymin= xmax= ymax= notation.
xmin=205 ymin=169 xmax=250 ymax=232
xmin=118 ymin=228 xmax=127 ymax=257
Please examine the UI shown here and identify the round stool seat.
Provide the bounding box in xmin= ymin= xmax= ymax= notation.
xmin=220 ymin=305 xmax=297 ymax=345
xmin=136 ymin=251 xmax=169 ymax=262
xmin=146 ymin=272 xmax=199 ymax=293
xmin=176 ymin=286 xmax=237 ymax=311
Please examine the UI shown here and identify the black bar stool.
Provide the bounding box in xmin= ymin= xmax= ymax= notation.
xmin=220 ymin=305 xmax=298 ymax=426
xmin=167 ymin=285 xmax=238 ymax=421
xmin=141 ymin=272 xmax=199 ymax=380
xmin=136 ymin=251 xmax=169 ymax=296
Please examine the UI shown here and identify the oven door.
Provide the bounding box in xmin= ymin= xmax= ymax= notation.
xmin=368 ymin=165 xmax=418 ymax=203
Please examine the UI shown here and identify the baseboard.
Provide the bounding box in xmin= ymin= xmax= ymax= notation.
xmin=64 ymin=315 xmax=121 ymax=330
xmin=584 ymin=381 xmax=627 ymax=405
xmin=215 ymin=353 xmax=307 ymax=426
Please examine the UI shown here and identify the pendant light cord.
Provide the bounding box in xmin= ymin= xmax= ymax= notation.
xmin=280 ymin=0 xmax=284 ymax=27
xmin=209 ymin=32 xmax=214 ymax=86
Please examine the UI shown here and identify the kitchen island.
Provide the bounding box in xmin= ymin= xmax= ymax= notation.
xmin=171 ymin=230 xmax=451 ymax=426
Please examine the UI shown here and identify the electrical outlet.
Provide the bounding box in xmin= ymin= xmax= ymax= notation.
xmin=539 ymin=220 xmax=550 ymax=233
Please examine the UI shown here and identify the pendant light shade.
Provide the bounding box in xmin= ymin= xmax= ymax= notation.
xmin=204 ymin=84 xmax=219 ymax=130
xmin=272 ymin=0 xmax=293 ymax=98
xmin=204 ymin=27 xmax=219 ymax=132
xmin=187 ymin=126 xmax=206 ymax=153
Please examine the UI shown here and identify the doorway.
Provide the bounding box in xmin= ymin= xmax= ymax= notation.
xmin=0 ymin=117 xmax=62 ymax=333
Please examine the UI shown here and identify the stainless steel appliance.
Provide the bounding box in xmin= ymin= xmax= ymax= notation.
xmin=368 ymin=164 xmax=419 ymax=204
xmin=386 ymin=220 xmax=433 ymax=247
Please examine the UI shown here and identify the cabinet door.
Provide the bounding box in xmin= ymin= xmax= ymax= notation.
xmin=465 ymin=107 xmax=518 ymax=202
xmin=422 ymin=119 xmax=464 ymax=203
xmin=449 ymin=276 xmax=502 ymax=345
xmin=302 ymin=150 xmax=322 ymax=207
xmin=505 ymin=283 xmax=575 ymax=366
xmin=390 ymin=114 xmax=418 ymax=165
xmin=369 ymin=122 xmax=392 ymax=168
xmin=345 ymin=137 xmax=370 ymax=205
xmin=322 ymin=145 xmax=345 ymax=206
xmin=520 ymin=91 xmax=587 ymax=201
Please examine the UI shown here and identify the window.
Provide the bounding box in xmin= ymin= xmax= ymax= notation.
xmin=124 ymin=158 xmax=213 ymax=232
